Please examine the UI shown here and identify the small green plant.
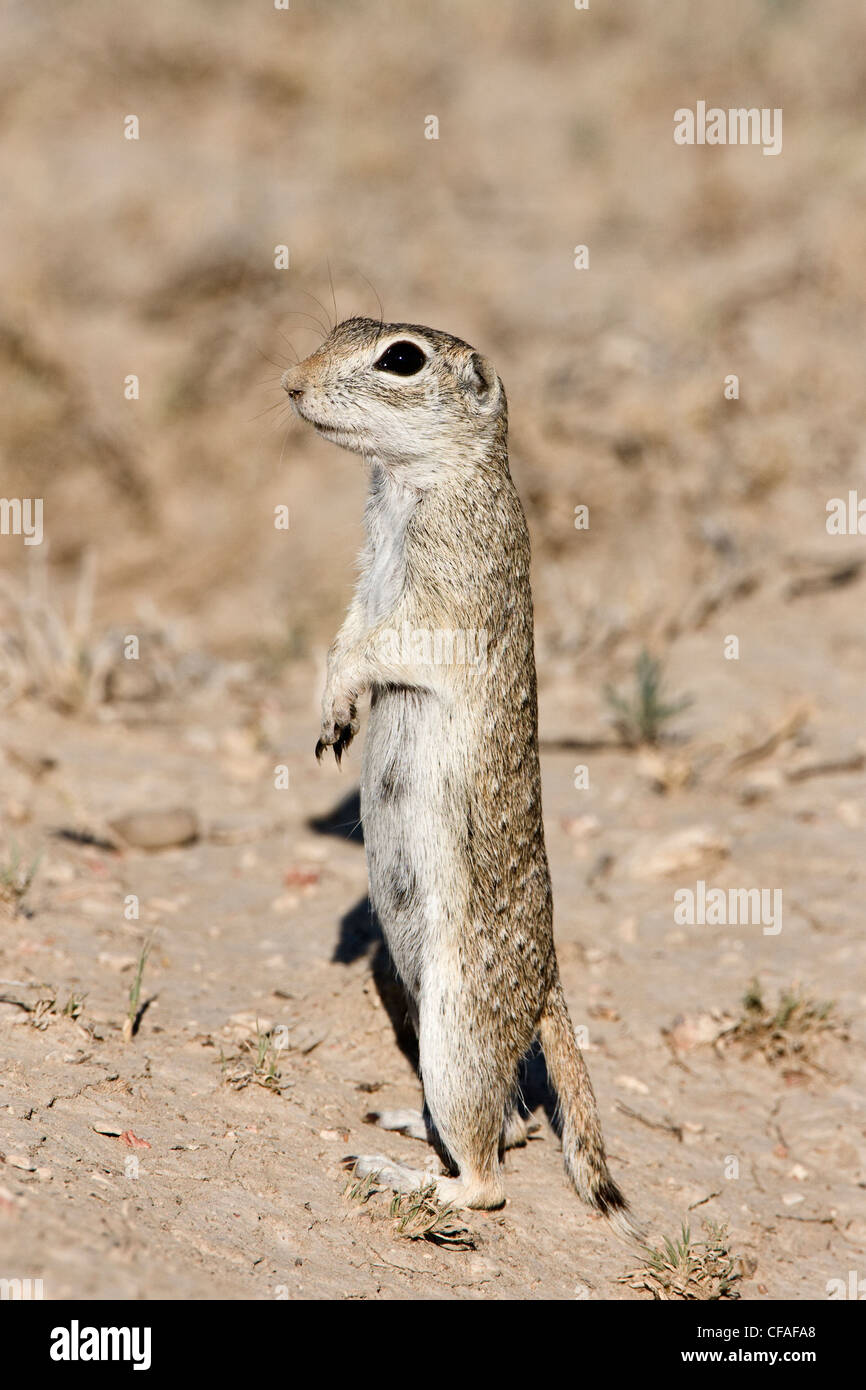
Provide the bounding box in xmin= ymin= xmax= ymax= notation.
xmin=251 ymin=1020 xmax=282 ymax=1090
xmin=0 ymin=841 xmax=42 ymax=910
xmin=388 ymin=1184 xmax=476 ymax=1249
xmin=727 ymin=979 xmax=838 ymax=1063
xmin=343 ymin=1170 xmax=476 ymax=1249
xmin=122 ymin=935 xmax=153 ymax=1042
xmin=605 ymin=650 xmax=692 ymax=747
xmin=221 ymin=1021 xmax=284 ymax=1092
xmin=31 ymin=991 xmax=86 ymax=1028
xmin=741 ymin=978 xmax=764 ymax=1014
xmin=344 ymin=1170 xmax=380 ymax=1205
xmin=621 ymin=1220 xmax=740 ymax=1300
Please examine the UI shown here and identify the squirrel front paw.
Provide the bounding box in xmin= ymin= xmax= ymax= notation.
xmin=316 ymin=696 xmax=359 ymax=766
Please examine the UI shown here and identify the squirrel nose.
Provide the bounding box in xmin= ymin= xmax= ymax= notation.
xmin=280 ymin=367 xmax=305 ymax=399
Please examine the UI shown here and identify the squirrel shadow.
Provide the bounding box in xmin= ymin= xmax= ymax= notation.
xmin=308 ymin=787 xmax=364 ymax=847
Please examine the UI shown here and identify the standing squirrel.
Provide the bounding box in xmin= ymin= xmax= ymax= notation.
xmin=282 ymin=317 xmax=636 ymax=1235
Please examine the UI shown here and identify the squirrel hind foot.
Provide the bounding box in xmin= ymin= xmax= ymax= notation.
xmin=344 ymin=1154 xmax=505 ymax=1211
xmin=363 ymin=1109 xmax=429 ymax=1143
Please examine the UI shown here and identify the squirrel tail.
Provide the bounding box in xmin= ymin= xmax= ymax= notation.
xmin=538 ymin=980 xmax=645 ymax=1244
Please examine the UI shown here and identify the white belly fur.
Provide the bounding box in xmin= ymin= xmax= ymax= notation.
xmin=361 ymin=684 xmax=466 ymax=1004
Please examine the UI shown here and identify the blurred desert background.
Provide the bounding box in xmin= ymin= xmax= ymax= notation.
xmin=1 ymin=0 xmax=864 ymax=1300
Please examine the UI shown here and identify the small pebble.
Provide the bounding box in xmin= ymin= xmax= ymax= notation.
xmin=109 ymin=808 xmax=199 ymax=850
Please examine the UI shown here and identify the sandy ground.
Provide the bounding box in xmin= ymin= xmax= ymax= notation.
xmin=1 ymin=0 xmax=865 ymax=1300
xmin=2 ymin=582 xmax=865 ymax=1300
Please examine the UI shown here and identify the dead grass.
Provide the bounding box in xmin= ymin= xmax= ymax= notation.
xmin=388 ymin=1185 xmax=476 ymax=1250
xmin=0 ymin=554 xmax=237 ymax=715
xmin=344 ymin=1172 xmax=476 ymax=1250
xmin=620 ymin=1220 xmax=741 ymax=1300
xmin=220 ymin=1021 xmax=285 ymax=1093
xmin=0 ymin=840 xmax=41 ymax=914
xmin=720 ymin=980 xmax=841 ymax=1065
xmin=30 ymin=992 xmax=86 ymax=1029
xmin=0 ymin=552 xmax=108 ymax=713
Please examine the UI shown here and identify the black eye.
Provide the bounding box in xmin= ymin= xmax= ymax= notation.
xmin=373 ymin=340 xmax=427 ymax=376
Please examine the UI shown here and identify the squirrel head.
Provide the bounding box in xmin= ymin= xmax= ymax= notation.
xmin=281 ymin=317 xmax=506 ymax=475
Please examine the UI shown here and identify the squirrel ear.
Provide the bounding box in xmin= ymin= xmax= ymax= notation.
xmin=463 ymin=352 xmax=500 ymax=409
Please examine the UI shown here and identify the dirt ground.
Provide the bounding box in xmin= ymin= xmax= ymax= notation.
xmin=1 ymin=0 xmax=865 ymax=1300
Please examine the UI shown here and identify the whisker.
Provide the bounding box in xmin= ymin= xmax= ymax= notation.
xmin=355 ymin=268 xmax=385 ymax=329
xmin=327 ymin=257 xmax=339 ymax=329
xmin=283 ymin=309 xmax=331 ymax=336
xmin=300 ymin=288 xmax=334 ymax=334
xmin=257 ymin=347 xmax=286 ymax=371
xmin=248 ymin=398 xmax=292 ymax=423
xmin=278 ymin=414 xmax=294 ymax=469
xmin=278 ymin=331 xmax=301 ymax=365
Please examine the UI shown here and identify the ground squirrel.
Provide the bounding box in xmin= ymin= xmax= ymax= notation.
xmin=282 ymin=316 xmax=636 ymax=1235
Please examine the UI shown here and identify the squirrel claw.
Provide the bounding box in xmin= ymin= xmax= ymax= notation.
xmin=333 ymin=725 xmax=354 ymax=763
xmin=315 ymin=724 xmax=355 ymax=765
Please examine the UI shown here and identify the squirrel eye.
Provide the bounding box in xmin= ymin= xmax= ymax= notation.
xmin=373 ymin=341 xmax=427 ymax=376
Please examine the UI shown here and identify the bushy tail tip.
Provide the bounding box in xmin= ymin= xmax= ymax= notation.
xmin=538 ymin=981 xmax=646 ymax=1245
